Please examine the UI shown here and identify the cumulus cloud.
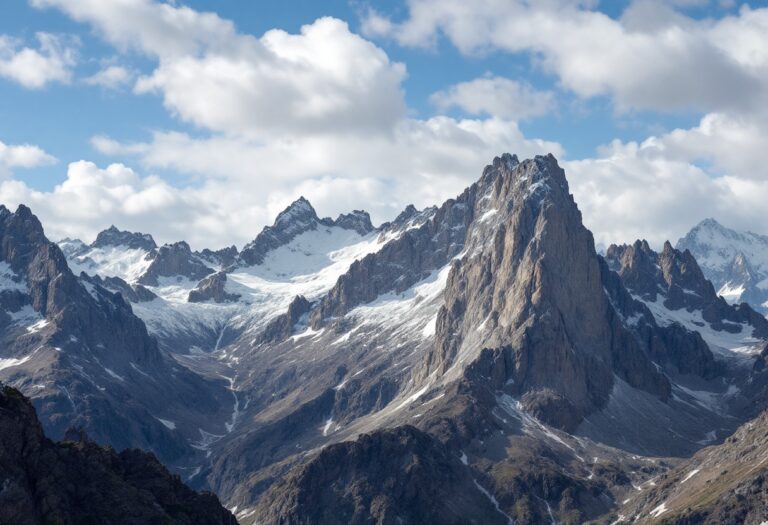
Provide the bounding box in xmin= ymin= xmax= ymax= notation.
xmin=0 ymin=160 xmax=249 ymax=247
xmin=0 ymin=32 xmax=77 ymax=88
xmin=564 ymin=115 xmax=768 ymax=247
xmin=430 ymin=76 xmax=555 ymax=120
xmin=364 ymin=1 xmax=768 ymax=114
xmin=33 ymin=1 xmax=407 ymax=138
xmin=0 ymin=140 xmax=57 ymax=178
xmin=84 ymin=65 xmax=133 ymax=89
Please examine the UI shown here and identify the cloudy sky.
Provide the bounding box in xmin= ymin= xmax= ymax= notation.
xmin=1 ymin=0 xmax=767 ymax=249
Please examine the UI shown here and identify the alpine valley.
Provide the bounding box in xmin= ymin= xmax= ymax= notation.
xmin=2 ymin=154 xmax=768 ymax=524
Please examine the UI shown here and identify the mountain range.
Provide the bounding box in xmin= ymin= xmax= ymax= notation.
xmin=2 ymin=153 xmax=768 ymax=524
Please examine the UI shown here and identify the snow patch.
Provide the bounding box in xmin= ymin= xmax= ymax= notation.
xmin=0 ymin=354 xmax=31 ymax=372
xmin=156 ymin=417 xmax=176 ymax=430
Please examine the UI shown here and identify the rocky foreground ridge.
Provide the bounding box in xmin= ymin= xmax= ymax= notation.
xmin=0 ymin=384 xmax=236 ymax=525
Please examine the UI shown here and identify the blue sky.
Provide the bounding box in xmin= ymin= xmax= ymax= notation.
xmin=0 ymin=0 xmax=767 ymax=248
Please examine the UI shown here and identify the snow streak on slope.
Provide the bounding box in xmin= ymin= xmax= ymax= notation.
xmin=636 ymin=294 xmax=762 ymax=359
xmin=67 ymin=245 xmax=153 ymax=283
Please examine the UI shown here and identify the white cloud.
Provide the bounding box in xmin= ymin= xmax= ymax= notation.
xmin=566 ymin=119 xmax=768 ymax=248
xmin=0 ymin=32 xmax=77 ymax=88
xmin=84 ymin=65 xmax=133 ymax=89
xmin=365 ymin=1 xmax=768 ymax=114
xmin=33 ymin=1 xmax=407 ymax=138
xmin=430 ymin=76 xmax=554 ymax=120
xmin=0 ymin=140 xmax=57 ymax=178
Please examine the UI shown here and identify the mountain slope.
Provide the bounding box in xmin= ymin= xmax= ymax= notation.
xmin=0 ymin=204 xmax=231 ymax=467
xmin=0 ymin=384 xmax=237 ymax=525
xmin=616 ymin=408 xmax=768 ymax=524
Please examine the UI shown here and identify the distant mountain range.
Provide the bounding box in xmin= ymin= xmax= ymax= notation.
xmin=677 ymin=218 xmax=768 ymax=315
xmin=2 ymin=154 xmax=768 ymax=524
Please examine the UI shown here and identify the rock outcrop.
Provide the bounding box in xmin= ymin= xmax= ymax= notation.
xmin=188 ymin=272 xmax=241 ymax=303
xmin=138 ymin=241 xmax=215 ymax=286
xmin=249 ymin=425 xmax=511 ymax=525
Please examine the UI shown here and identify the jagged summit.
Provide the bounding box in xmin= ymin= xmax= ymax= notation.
xmin=271 ymin=196 xmax=318 ymax=231
xmin=239 ymin=196 xmax=375 ymax=266
xmin=92 ymin=225 xmax=157 ymax=251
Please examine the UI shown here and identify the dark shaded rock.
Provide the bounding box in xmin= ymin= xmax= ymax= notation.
xmin=138 ymin=241 xmax=215 ymax=286
xmin=250 ymin=425 xmax=511 ymax=525
xmin=188 ymin=272 xmax=241 ymax=303
xmin=92 ymin=225 xmax=157 ymax=251
xmin=81 ymin=272 xmax=158 ymax=303
xmin=0 ymin=385 xmax=236 ymax=525
xmin=255 ymin=295 xmax=312 ymax=343
xmin=605 ymin=240 xmax=768 ymax=339
xmin=0 ymin=205 xmax=230 ymax=464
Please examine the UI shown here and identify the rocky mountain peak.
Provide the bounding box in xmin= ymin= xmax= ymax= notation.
xmin=92 ymin=225 xmax=157 ymax=251
xmin=273 ymin=196 xmax=318 ymax=230
xmin=333 ymin=210 xmax=374 ymax=235
xmin=417 ymin=154 xmax=670 ymax=430
xmin=239 ymin=196 xmax=376 ymax=267
xmin=678 ymin=218 xmax=768 ymax=313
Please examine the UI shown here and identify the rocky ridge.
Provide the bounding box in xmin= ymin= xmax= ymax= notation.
xmin=0 ymin=384 xmax=236 ymax=525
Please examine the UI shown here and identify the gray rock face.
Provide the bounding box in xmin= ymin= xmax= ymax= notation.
xmin=332 ymin=210 xmax=374 ymax=236
xmin=188 ymin=272 xmax=240 ymax=303
xmin=92 ymin=225 xmax=157 ymax=251
xmin=378 ymin=203 xmax=437 ymax=234
xmin=138 ymin=241 xmax=215 ymax=286
xmin=239 ymin=197 xmax=374 ymax=267
xmin=423 ymin=155 xmax=669 ymax=430
xmin=0 ymin=385 xmax=236 ymax=525
xmin=677 ymin=218 xmax=768 ymax=314
xmin=249 ymin=425 xmax=511 ymax=525
xmin=309 ymin=161 xmax=477 ymax=327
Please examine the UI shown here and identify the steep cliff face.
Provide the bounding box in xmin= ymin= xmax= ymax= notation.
xmin=0 ymin=385 xmax=237 ymax=525
xmin=419 ymin=155 xmax=668 ymax=430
